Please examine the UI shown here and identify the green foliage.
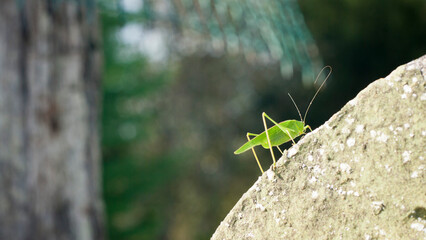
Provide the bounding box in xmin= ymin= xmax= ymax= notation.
xmin=169 ymin=0 xmax=322 ymax=80
xmin=100 ymin=4 xmax=187 ymax=239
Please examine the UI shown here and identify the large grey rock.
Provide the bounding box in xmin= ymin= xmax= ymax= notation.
xmin=212 ymin=55 xmax=426 ymax=240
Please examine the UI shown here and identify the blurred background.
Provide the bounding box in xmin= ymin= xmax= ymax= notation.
xmin=98 ymin=0 xmax=425 ymax=239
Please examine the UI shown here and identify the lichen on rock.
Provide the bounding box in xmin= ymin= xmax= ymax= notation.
xmin=212 ymin=55 xmax=426 ymax=240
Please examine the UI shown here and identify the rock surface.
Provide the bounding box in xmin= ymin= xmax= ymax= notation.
xmin=211 ymin=55 xmax=426 ymax=240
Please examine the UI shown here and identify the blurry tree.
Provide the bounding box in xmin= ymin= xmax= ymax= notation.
xmin=0 ymin=0 xmax=104 ymax=240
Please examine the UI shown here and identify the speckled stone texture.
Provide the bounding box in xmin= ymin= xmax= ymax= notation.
xmin=212 ymin=55 xmax=426 ymax=240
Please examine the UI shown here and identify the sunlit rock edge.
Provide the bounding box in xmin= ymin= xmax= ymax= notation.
xmin=211 ymin=55 xmax=426 ymax=240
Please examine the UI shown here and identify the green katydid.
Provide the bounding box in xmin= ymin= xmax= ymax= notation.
xmin=234 ymin=66 xmax=332 ymax=174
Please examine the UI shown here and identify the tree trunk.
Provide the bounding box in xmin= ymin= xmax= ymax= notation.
xmin=0 ymin=1 xmax=104 ymax=239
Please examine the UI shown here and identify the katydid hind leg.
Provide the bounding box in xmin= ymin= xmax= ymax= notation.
xmin=262 ymin=112 xmax=277 ymax=170
xmin=246 ymin=133 xmax=264 ymax=174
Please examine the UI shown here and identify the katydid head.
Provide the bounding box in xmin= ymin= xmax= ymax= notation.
xmin=294 ymin=122 xmax=310 ymax=135
xmin=294 ymin=120 xmax=306 ymax=134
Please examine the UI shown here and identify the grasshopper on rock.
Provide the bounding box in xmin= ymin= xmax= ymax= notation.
xmin=234 ymin=66 xmax=332 ymax=174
